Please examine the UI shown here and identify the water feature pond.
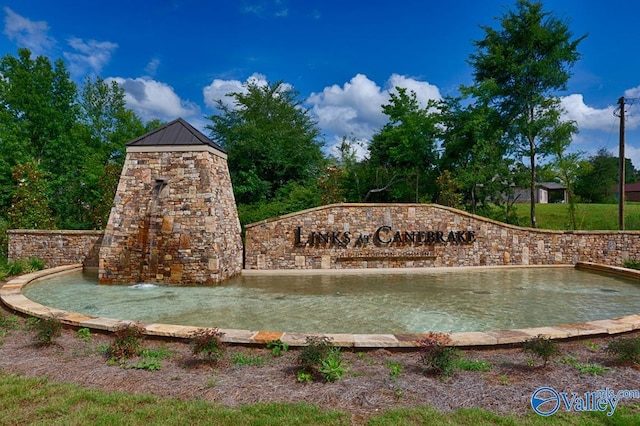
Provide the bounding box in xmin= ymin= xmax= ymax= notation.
xmin=24 ymin=267 xmax=640 ymax=334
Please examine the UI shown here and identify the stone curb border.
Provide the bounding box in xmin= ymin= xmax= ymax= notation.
xmin=1 ymin=263 xmax=639 ymax=348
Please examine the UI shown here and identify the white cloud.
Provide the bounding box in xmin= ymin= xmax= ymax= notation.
xmin=561 ymin=94 xmax=620 ymax=131
xmin=3 ymin=7 xmax=55 ymax=55
xmin=307 ymin=73 xmax=442 ymax=157
xmin=64 ymin=37 xmax=118 ymax=76
xmin=144 ymin=58 xmax=160 ymax=77
xmin=107 ymin=76 xmax=200 ymax=123
xmin=203 ymin=72 xmax=290 ymax=110
xmin=625 ymin=144 xmax=640 ymax=171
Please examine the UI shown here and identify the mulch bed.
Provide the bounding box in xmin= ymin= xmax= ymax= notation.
xmin=1 ymin=293 xmax=639 ymax=422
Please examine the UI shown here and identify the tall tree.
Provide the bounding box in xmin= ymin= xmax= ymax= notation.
xmin=548 ymin=150 xmax=591 ymax=229
xmin=368 ymin=88 xmax=440 ymax=202
xmin=206 ymin=80 xmax=325 ymax=204
xmin=439 ymin=97 xmax=513 ymax=214
xmin=465 ymin=0 xmax=585 ymax=227
xmin=0 ymin=48 xmax=79 ymax=223
xmin=69 ymin=77 xmax=147 ymax=228
xmin=575 ymin=148 xmax=638 ymax=203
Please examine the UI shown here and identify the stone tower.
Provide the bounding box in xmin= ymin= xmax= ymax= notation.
xmin=99 ymin=118 xmax=243 ymax=284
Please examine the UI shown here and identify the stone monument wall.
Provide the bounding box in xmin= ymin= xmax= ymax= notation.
xmin=244 ymin=203 xmax=640 ymax=269
xmin=7 ymin=230 xmax=104 ymax=267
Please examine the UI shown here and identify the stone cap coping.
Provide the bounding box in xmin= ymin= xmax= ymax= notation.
xmin=1 ymin=263 xmax=639 ymax=348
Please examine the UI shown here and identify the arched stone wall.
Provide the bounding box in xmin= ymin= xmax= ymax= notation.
xmin=244 ymin=203 xmax=640 ymax=270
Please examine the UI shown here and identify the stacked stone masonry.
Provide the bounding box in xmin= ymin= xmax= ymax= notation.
xmin=98 ymin=149 xmax=243 ymax=284
xmin=8 ymin=230 xmax=104 ymax=268
xmin=244 ymin=203 xmax=640 ymax=269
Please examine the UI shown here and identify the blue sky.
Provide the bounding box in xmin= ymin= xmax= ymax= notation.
xmin=2 ymin=1 xmax=640 ymax=168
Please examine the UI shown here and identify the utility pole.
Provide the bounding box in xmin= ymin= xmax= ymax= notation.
xmin=618 ymin=96 xmax=625 ymax=230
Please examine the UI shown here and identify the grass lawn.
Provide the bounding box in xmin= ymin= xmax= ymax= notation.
xmin=1 ymin=373 xmax=639 ymax=425
xmin=512 ymin=203 xmax=640 ymax=230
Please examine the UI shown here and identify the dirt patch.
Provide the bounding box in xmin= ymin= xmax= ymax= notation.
xmin=1 ymin=296 xmax=639 ymax=422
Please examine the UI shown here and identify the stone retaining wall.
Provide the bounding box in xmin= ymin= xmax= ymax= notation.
xmin=244 ymin=203 xmax=640 ymax=269
xmin=7 ymin=230 xmax=104 ymax=267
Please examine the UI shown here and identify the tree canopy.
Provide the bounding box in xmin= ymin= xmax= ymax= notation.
xmin=464 ymin=0 xmax=585 ymax=227
xmin=206 ymin=80 xmax=325 ymax=205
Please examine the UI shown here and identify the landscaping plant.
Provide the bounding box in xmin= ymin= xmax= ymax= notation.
xmin=107 ymin=323 xmax=146 ymax=361
xmin=297 ymin=336 xmax=344 ymax=382
xmin=605 ymin=337 xmax=640 ymax=365
xmin=522 ymin=335 xmax=560 ymax=367
xmin=29 ymin=316 xmax=62 ymax=347
xmin=418 ymin=332 xmax=458 ymax=377
xmin=189 ymin=328 xmax=226 ymax=364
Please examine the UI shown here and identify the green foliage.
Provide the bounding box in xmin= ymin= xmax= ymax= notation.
xmin=207 ymin=80 xmax=324 ymax=205
xmin=386 ymin=361 xmax=405 ymax=379
xmin=465 ymin=0 xmax=585 ymax=228
xmin=189 ymin=328 xmax=225 ymax=364
xmin=0 ymin=257 xmax=45 ymax=278
xmin=418 ymin=333 xmax=458 ymax=377
xmin=0 ymin=312 xmax=20 ymax=331
xmin=561 ymin=355 xmax=609 ymax=376
xmin=107 ymin=323 xmax=146 ymax=361
xmin=319 ymin=348 xmax=345 ymax=382
xmin=237 ymin=182 xmax=321 ymax=226
xmin=8 ymin=162 xmax=56 ymax=229
xmin=0 ymin=49 xmax=149 ymax=230
xmin=623 ymin=259 xmax=640 ymax=270
xmin=523 ymin=335 xmax=560 ymax=367
xmin=232 ymin=352 xmax=265 ymax=368
xmin=28 ymin=316 xmax=62 ymax=347
xmin=297 ymin=336 xmax=344 ymax=382
xmin=266 ymin=339 xmax=289 ymax=357
xmin=130 ymin=360 xmax=162 ymax=371
xmin=298 ymin=336 xmax=334 ymax=372
xmin=296 ymin=370 xmax=313 ymax=384
xmin=605 ymin=337 xmax=640 ymax=365
xmin=575 ymin=148 xmax=638 ymax=203
xmin=367 ymin=88 xmax=440 ymax=202
xmin=454 ymin=358 xmax=491 ymax=372
xmin=76 ymin=328 xmax=92 ymax=342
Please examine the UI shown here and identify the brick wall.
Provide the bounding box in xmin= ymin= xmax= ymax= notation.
xmin=8 ymin=230 xmax=104 ymax=267
xmin=244 ymin=203 xmax=640 ymax=269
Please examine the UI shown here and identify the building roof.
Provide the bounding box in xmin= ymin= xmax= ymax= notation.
xmin=126 ymin=117 xmax=225 ymax=152
xmin=538 ymin=182 xmax=566 ymax=190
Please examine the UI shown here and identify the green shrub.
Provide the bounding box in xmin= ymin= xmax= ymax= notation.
xmin=27 ymin=257 xmax=46 ymax=271
xmin=418 ymin=332 xmax=458 ymax=377
xmin=29 ymin=316 xmax=62 ymax=346
xmin=266 ymin=339 xmax=289 ymax=356
xmin=108 ymin=323 xmax=146 ymax=361
xmin=6 ymin=259 xmax=25 ymax=276
xmin=297 ymin=336 xmax=344 ymax=382
xmin=523 ymin=335 xmax=560 ymax=367
xmin=455 ymin=357 xmax=491 ymax=372
xmin=623 ymin=258 xmax=640 ymax=270
xmin=319 ymin=347 xmax=345 ymax=382
xmin=606 ymin=337 xmax=640 ymax=365
xmin=76 ymin=327 xmax=91 ymax=342
xmin=232 ymin=352 xmax=264 ymax=368
xmin=190 ymin=328 xmax=225 ymax=364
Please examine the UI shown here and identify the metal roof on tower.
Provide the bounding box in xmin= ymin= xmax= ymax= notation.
xmin=126 ymin=117 xmax=225 ymax=153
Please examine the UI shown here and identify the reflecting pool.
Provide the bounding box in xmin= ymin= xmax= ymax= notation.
xmin=23 ymin=267 xmax=640 ymax=334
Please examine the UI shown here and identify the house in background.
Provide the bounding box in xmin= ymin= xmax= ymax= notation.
xmin=511 ymin=182 xmax=568 ymax=204
xmin=615 ymin=182 xmax=640 ymax=202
